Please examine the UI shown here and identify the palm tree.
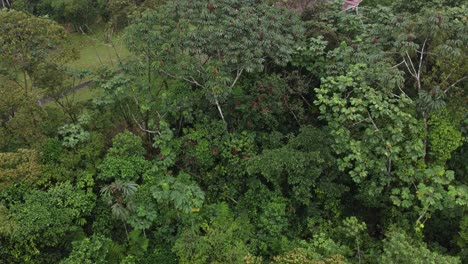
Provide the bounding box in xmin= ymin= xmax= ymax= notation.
xmin=101 ymin=181 xmax=138 ymax=240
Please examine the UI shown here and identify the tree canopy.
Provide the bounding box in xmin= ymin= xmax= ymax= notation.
xmin=0 ymin=0 xmax=466 ymax=263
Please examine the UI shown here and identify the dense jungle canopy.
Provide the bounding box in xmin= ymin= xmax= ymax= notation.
xmin=0 ymin=0 xmax=467 ymax=263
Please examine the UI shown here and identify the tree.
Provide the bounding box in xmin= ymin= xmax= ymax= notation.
xmin=366 ymin=5 xmax=467 ymax=154
xmin=173 ymin=203 xmax=251 ymax=264
xmin=0 ymin=10 xmax=76 ymax=95
xmin=97 ymin=131 xmax=150 ymax=182
xmin=247 ymin=126 xmax=334 ymax=207
xmin=150 ymin=172 xmax=205 ymax=215
xmin=315 ymin=63 xmax=423 ymax=200
xmin=101 ymin=180 xmax=138 ymax=240
xmin=1 ymin=182 xmax=95 ymax=262
xmin=0 ymin=149 xmax=41 ymax=191
xmin=314 ymin=62 xmax=468 ymax=226
xmin=380 ymin=229 xmax=460 ymax=264
xmin=123 ymin=0 xmax=303 ymax=123
xmin=0 ymin=79 xmax=45 ymax=150
xmin=1 ymin=1 xmax=467 ymax=262
xmin=61 ymin=235 xmax=113 ymax=264
xmin=40 ymin=0 xmax=98 ymax=29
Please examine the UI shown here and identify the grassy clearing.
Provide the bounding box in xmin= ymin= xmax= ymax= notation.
xmin=67 ymin=28 xmax=130 ymax=73
xmin=45 ymin=85 xmax=102 ymax=109
xmin=47 ymin=27 xmax=130 ymax=106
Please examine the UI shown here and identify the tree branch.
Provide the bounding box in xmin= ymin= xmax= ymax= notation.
xmin=391 ymin=60 xmax=406 ymax=69
xmin=230 ymin=68 xmax=244 ymax=88
xmin=403 ymin=59 xmax=417 ymax=79
xmin=416 ymin=210 xmax=427 ymax=224
xmin=418 ymin=39 xmax=427 ymax=77
xmin=126 ymin=104 xmax=161 ymax=135
xmin=367 ymin=110 xmax=380 ymax=133
xmin=160 ymin=70 xmax=206 ymax=89
xmin=406 ymin=52 xmax=418 ymax=78
xmin=444 ymin=76 xmax=467 ymax=94
xmin=214 ymin=98 xmax=226 ymax=123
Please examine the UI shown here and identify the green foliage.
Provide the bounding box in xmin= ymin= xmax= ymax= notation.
xmin=1 ymin=182 xmax=95 ymax=262
xmin=271 ymin=231 xmax=350 ymax=264
xmin=108 ymin=131 xmax=146 ymax=157
xmin=105 ymin=0 xmax=140 ymax=31
xmin=173 ymin=203 xmax=252 ymax=264
xmin=124 ymin=0 xmax=304 ymax=120
xmin=39 ymin=132 xmax=105 ymax=187
xmin=0 ymin=149 xmax=41 ymax=191
xmin=0 ymin=1 xmax=466 ymax=262
xmin=254 ymin=197 xmax=290 ymax=256
xmin=272 ymin=248 xmax=345 ymax=264
xmin=101 ymin=181 xmax=138 ymax=221
xmin=0 ymin=10 xmax=76 ymax=94
xmin=380 ymin=229 xmax=460 ymax=264
xmin=40 ymin=138 xmax=63 ymax=164
xmin=61 ymin=235 xmax=112 ymax=264
xmin=0 ymin=79 xmax=46 ymax=151
xmin=98 ymin=131 xmax=150 ymax=182
xmin=98 ymin=155 xmax=150 ymax=182
xmin=315 ymin=63 xmax=424 ymax=202
xmin=293 ymin=36 xmax=329 ymax=78
xmin=247 ymin=127 xmax=330 ymax=206
xmin=127 ymin=230 xmax=149 ymax=258
xmin=390 ymin=0 xmax=465 ymax=13
xmin=142 ymin=246 xmax=178 ymax=264
xmin=230 ymin=73 xmax=310 ymax=131
xmin=34 ymin=0 xmax=99 ymax=29
xmin=428 ymin=110 xmax=463 ymax=164
xmin=150 ymin=172 xmax=205 ymax=214
xmin=59 ymin=123 xmax=90 ymax=149
xmin=339 ymin=217 xmax=368 ymax=261
xmin=180 ymin=120 xmax=227 ymax=172
xmin=457 ymin=215 xmax=468 ymax=262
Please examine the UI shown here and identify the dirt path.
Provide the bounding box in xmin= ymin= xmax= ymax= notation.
xmin=38 ymin=80 xmax=95 ymax=105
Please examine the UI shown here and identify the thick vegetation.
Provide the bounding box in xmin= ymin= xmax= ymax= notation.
xmin=0 ymin=0 xmax=467 ymax=263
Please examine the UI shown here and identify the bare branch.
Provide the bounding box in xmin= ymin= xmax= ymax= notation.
xmin=160 ymin=70 xmax=206 ymax=89
xmin=215 ymin=98 xmax=226 ymax=123
xmin=132 ymin=114 xmax=161 ymax=135
xmin=397 ymin=84 xmax=413 ymax=103
xmin=300 ymin=94 xmax=313 ymax=108
xmin=366 ymin=109 xmax=385 ymax=142
xmin=351 ymin=118 xmax=371 ymax=127
xmin=403 ymin=59 xmax=417 ymax=79
xmin=406 ymin=52 xmax=421 ymax=90
xmin=126 ymin=104 xmax=161 ymax=135
xmin=391 ymin=60 xmax=406 ymax=69
xmin=230 ymin=68 xmax=244 ymax=88
xmin=406 ymin=52 xmax=418 ymax=78
xmin=416 ymin=210 xmax=427 ymax=224
xmin=417 ymin=39 xmax=427 ymax=78
xmin=444 ymin=76 xmax=467 ymax=94
xmin=441 ymin=73 xmax=453 ymax=85
xmin=225 ymin=195 xmax=238 ymax=204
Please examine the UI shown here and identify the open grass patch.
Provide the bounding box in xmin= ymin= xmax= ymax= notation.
xmin=67 ymin=27 xmax=130 ymax=74
xmin=48 ymin=27 xmax=130 ymax=106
